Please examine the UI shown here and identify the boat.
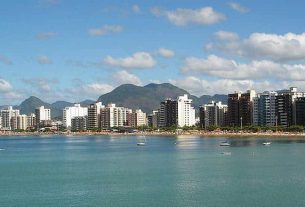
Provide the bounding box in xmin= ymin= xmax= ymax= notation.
xmin=137 ymin=142 xmax=146 ymax=146
xmin=220 ymin=152 xmax=231 ymax=155
xmin=220 ymin=141 xmax=231 ymax=146
xmin=262 ymin=142 xmax=271 ymax=146
xmin=137 ymin=137 xmax=147 ymax=146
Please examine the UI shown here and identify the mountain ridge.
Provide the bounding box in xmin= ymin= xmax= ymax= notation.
xmin=2 ymin=83 xmax=227 ymax=118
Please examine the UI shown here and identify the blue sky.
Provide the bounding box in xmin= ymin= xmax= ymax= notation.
xmin=1 ymin=0 xmax=305 ymax=104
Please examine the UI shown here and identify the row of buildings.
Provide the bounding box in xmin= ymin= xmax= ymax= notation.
xmin=3 ymin=87 xmax=304 ymax=131
xmin=62 ymin=103 xmax=147 ymax=131
xmin=0 ymin=106 xmax=51 ymax=131
xmin=0 ymin=94 xmax=197 ymax=131
xmin=199 ymin=87 xmax=305 ymax=128
xmin=147 ymin=94 xmax=196 ymax=128
xmin=64 ymin=94 xmax=196 ymax=131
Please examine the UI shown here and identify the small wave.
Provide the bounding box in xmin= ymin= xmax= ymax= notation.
xmin=0 ymin=149 xmax=5 ymax=151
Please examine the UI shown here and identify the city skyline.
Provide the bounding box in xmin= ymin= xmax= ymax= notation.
xmin=1 ymin=0 xmax=305 ymax=105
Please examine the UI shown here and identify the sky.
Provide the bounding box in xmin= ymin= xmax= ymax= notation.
xmin=1 ymin=0 xmax=305 ymax=105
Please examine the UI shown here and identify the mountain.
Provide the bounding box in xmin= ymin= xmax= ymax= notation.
xmin=18 ymin=96 xmax=62 ymax=119
xmin=51 ymin=101 xmax=73 ymax=109
xmin=198 ymin=94 xmax=228 ymax=106
xmin=10 ymin=83 xmax=227 ymax=119
xmin=80 ymin=99 xmax=95 ymax=107
xmin=98 ymin=83 xmax=227 ymax=113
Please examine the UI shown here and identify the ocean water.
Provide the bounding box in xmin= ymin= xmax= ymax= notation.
xmin=1 ymin=135 xmax=305 ymax=207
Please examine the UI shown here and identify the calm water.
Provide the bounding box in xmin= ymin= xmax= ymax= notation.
xmin=1 ymin=135 xmax=305 ymax=207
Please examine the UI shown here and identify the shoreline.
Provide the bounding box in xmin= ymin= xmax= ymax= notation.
xmin=2 ymin=130 xmax=305 ymax=138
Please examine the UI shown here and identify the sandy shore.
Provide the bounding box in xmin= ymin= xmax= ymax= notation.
xmin=1 ymin=130 xmax=305 ymax=138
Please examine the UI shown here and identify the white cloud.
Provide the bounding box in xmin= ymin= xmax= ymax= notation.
xmin=104 ymin=52 xmax=156 ymax=69
xmin=0 ymin=79 xmax=13 ymax=92
xmin=0 ymin=55 xmax=12 ymax=65
xmin=36 ymin=32 xmax=58 ymax=40
xmin=151 ymin=6 xmax=225 ymax=26
xmin=66 ymin=80 xmax=114 ymax=101
xmin=182 ymin=55 xmax=305 ymax=81
xmin=23 ymin=78 xmax=58 ymax=93
xmin=170 ymin=76 xmax=288 ymax=96
xmin=214 ymin=31 xmax=239 ymax=41
xmin=82 ymin=83 xmax=114 ymax=95
xmin=228 ymin=2 xmax=249 ymax=13
xmin=3 ymin=91 xmax=23 ymax=100
xmin=157 ymin=48 xmax=175 ymax=58
xmin=207 ymin=32 xmax=305 ymax=62
xmin=132 ymin=4 xmax=141 ymax=13
xmin=88 ymin=25 xmax=123 ymax=36
xmin=36 ymin=55 xmax=52 ymax=64
xmin=113 ymin=70 xmax=142 ymax=85
xmin=0 ymin=79 xmax=22 ymax=104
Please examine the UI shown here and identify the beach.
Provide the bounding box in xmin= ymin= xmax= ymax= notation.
xmin=1 ymin=130 xmax=305 ymax=138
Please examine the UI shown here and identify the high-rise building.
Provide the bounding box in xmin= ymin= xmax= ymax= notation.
xmin=274 ymin=87 xmax=305 ymax=126
xmin=17 ymin=114 xmax=28 ymax=130
xmin=63 ymin=104 xmax=88 ymax=129
xmin=27 ymin=113 xmax=36 ymax=129
xmin=287 ymin=87 xmax=305 ymax=125
xmin=295 ymin=97 xmax=305 ymax=126
xmin=71 ymin=116 xmax=87 ymax=131
xmin=10 ymin=116 xmax=18 ymax=131
xmin=87 ymin=102 xmax=104 ymax=130
xmin=177 ymin=94 xmax=196 ymax=127
xmin=239 ymin=90 xmax=256 ymax=126
xmin=35 ymin=106 xmax=51 ymax=128
xmin=157 ymin=95 xmax=195 ymax=128
xmin=127 ymin=109 xmax=147 ymax=127
xmin=253 ymin=91 xmax=277 ymax=126
xmin=0 ymin=106 xmax=20 ymax=130
xmin=148 ymin=110 xmax=159 ymax=128
xmin=199 ymin=101 xmax=228 ymax=128
xmin=158 ymin=99 xmax=178 ymax=127
xmin=227 ymin=90 xmax=256 ymax=127
xmin=275 ymin=94 xmax=292 ymax=127
xmin=100 ymin=104 xmax=131 ymax=129
xmin=227 ymin=92 xmax=241 ymax=127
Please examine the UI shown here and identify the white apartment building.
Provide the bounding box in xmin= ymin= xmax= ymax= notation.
xmin=128 ymin=109 xmax=147 ymax=127
xmin=27 ymin=113 xmax=36 ymax=128
xmin=17 ymin=114 xmax=28 ymax=130
xmin=63 ymin=103 xmax=88 ymax=128
xmin=287 ymin=87 xmax=305 ymax=125
xmin=0 ymin=106 xmax=20 ymax=130
xmin=135 ymin=109 xmax=147 ymax=126
xmin=177 ymin=94 xmax=196 ymax=127
xmin=35 ymin=106 xmax=51 ymax=128
xmin=101 ymin=104 xmax=131 ymax=129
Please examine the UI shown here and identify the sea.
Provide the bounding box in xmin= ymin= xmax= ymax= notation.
xmin=0 ymin=135 xmax=305 ymax=207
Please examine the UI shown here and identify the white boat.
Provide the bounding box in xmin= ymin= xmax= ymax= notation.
xmin=137 ymin=142 xmax=146 ymax=146
xmin=137 ymin=137 xmax=147 ymax=146
xmin=220 ymin=142 xmax=231 ymax=146
xmin=220 ymin=152 xmax=231 ymax=155
xmin=262 ymin=142 xmax=271 ymax=146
